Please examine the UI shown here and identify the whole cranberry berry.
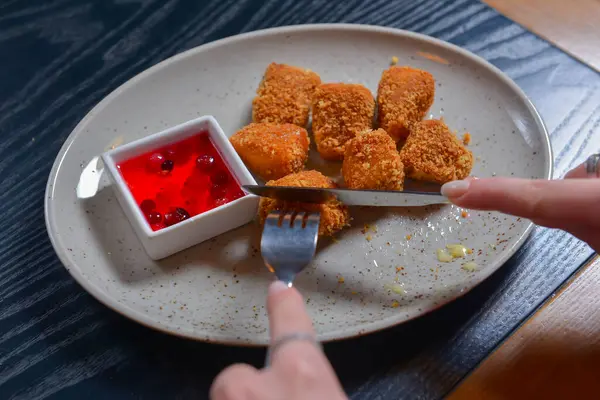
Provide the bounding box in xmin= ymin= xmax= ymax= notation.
xmin=140 ymin=199 xmax=156 ymax=213
xmin=175 ymin=207 xmax=190 ymax=220
xmin=161 ymin=159 xmax=174 ymax=174
xmin=147 ymin=211 xmax=162 ymax=224
xmin=164 ymin=147 xmax=177 ymax=160
xmin=163 ymin=211 xmax=175 ymax=226
xmin=196 ymin=155 xmax=215 ymax=171
xmin=211 ymin=170 xmax=229 ymax=185
xmin=146 ymin=153 xmax=165 ymax=173
xmin=164 ymin=207 xmax=190 ymax=226
xmin=165 ymin=146 xmax=190 ymax=165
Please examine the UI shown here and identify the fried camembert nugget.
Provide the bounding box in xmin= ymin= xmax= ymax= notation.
xmin=230 ymin=123 xmax=309 ymax=180
xmin=343 ymin=129 xmax=404 ymax=190
xmin=312 ymin=83 xmax=375 ymax=160
xmin=258 ymin=170 xmax=350 ymax=237
xmin=377 ymin=66 xmax=435 ymax=141
xmin=252 ymin=63 xmax=321 ymax=127
xmin=399 ymin=119 xmax=473 ymax=184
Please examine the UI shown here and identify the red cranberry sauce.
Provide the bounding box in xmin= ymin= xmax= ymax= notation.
xmin=117 ymin=131 xmax=245 ymax=231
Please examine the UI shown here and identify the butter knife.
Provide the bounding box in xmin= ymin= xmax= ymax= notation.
xmin=242 ymin=185 xmax=448 ymax=207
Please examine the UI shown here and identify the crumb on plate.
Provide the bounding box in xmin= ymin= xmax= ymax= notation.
xmin=462 ymin=262 xmax=478 ymax=272
xmin=446 ymin=244 xmax=467 ymax=258
xmin=462 ymin=132 xmax=471 ymax=145
xmin=437 ymin=248 xmax=453 ymax=263
xmin=361 ymin=223 xmax=378 ymax=234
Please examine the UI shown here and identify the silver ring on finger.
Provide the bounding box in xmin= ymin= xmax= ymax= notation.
xmin=585 ymin=153 xmax=600 ymax=178
xmin=265 ymin=332 xmax=322 ymax=367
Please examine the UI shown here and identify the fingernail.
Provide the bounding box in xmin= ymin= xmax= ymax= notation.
xmin=268 ymin=280 xmax=289 ymax=296
xmin=441 ymin=180 xmax=470 ymax=198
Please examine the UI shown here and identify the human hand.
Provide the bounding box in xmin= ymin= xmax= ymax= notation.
xmin=210 ymin=281 xmax=347 ymax=400
xmin=441 ymin=157 xmax=600 ymax=252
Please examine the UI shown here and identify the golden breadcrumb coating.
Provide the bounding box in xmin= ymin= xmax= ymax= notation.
xmin=342 ymin=129 xmax=404 ymax=190
xmin=230 ymin=123 xmax=309 ymax=180
xmin=258 ymin=170 xmax=350 ymax=237
xmin=399 ymin=119 xmax=473 ymax=184
xmin=312 ymin=83 xmax=375 ymax=160
xmin=252 ymin=63 xmax=321 ymax=127
xmin=377 ymin=66 xmax=435 ymax=141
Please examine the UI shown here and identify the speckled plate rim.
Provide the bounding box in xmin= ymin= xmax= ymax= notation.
xmin=44 ymin=23 xmax=553 ymax=346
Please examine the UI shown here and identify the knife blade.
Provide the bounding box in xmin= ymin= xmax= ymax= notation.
xmin=242 ymin=185 xmax=449 ymax=207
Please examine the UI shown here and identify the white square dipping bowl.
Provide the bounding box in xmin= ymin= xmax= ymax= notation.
xmin=102 ymin=115 xmax=258 ymax=260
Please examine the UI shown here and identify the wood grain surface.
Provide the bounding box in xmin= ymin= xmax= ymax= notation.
xmin=484 ymin=0 xmax=600 ymax=72
xmin=449 ymin=256 xmax=600 ymax=399
xmin=0 ymin=0 xmax=599 ymax=399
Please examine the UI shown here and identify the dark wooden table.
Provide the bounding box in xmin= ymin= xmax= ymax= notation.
xmin=1 ymin=0 xmax=598 ymax=398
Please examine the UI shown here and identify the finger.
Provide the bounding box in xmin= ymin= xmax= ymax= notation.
xmin=564 ymin=163 xmax=588 ymax=179
xmin=265 ymin=282 xmax=347 ymax=399
xmin=267 ymin=281 xmax=315 ymax=341
xmin=441 ymin=177 xmax=600 ymax=224
xmin=266 ymin=281 xmax=324 ymax=368
xmin=210 ymin=364 xmax=266 ymax=400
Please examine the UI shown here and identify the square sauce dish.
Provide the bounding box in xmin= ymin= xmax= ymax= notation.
xmin=102 ymin=115 xmax=259 ymax=260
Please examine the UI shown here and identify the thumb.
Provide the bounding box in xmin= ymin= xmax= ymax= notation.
xmin=441 ymin=177 xmax=600 ymax=226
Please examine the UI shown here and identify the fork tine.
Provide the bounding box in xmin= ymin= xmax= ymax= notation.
xmin=291 ymin=211 xmax=306 ymax=228
xmin=304 ymin=212 xmax=320 ymax=229
xmin=281 ymin=211 xmax=294 ymax=227
xmin=264 ymin=211 xmax=282 ymax=228
xmin=261 ymin=210 xmax=321 ymax=286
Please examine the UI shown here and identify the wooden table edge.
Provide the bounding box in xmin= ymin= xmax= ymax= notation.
xmin=447 ymin=253 xmax=600 ymax=399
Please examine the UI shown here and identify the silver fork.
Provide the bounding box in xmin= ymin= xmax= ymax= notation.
xmin=261 ymin=211 xmax=321 ymax=287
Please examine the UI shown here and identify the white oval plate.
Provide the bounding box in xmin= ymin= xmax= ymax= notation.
xmin=45 ymin=24 xmax=551 ymax=345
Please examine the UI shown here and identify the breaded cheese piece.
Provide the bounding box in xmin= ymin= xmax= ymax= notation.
xmin=342 ymin=129 xmax=404 ymax=190
xmin=258 ymin=170 xmax=350 ymax=237
xmin=377 ymin=66 xmax=435 ymax=141
xmin=312 ymin=83 xmax=375 ymax=160
xmin=252 ymin=63 xmax=321 ymax=127
xmin=230 ymin=122 xmax=309 ymax=180
xmin=399 ymin=119 xmax=473 ymax=184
